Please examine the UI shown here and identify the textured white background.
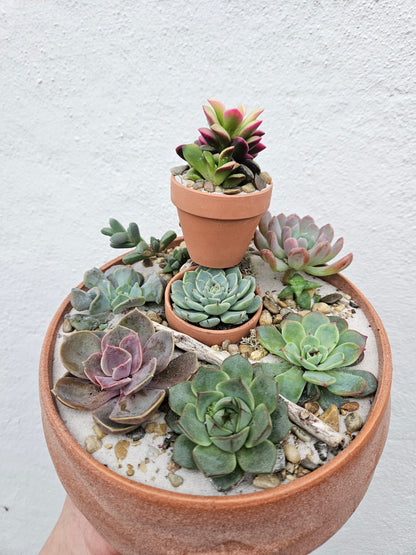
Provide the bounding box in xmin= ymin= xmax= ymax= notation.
xmin=1 ymin=1 xmax=415 ymax=553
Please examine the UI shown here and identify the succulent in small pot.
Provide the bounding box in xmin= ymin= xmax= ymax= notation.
xmin=255 ymin=212 xmax=353 ymax=276
xmin=53 ymin=308 xmax=197 ymax=433
xmin=168 ymin=354 xmax=291 ymax=491
xmin=257 ymin=312 xmax=378 ymax=407
xmin=170 ymin=265 xmax=262 ymax=329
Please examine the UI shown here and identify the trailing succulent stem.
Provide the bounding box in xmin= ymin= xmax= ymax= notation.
xmin=257 ymin=312 xmax=377 ymax=408
xmin=255 ymin=212 xmax=353 ymax=276
xmin=69 ymin=265 xmax=164 ymax=330
xmin=171 ymin=266 xmax=262 ymax=329
xmin=101 ymin=218 xmax=177 ymax=265
xmin=54 ymin=309 xmax=197 ymax=433
xmin=168 ymin=354 xmax=291 ymax=491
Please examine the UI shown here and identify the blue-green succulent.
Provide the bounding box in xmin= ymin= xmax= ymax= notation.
xmin=69 ymin=265 xmax=164 ymax=330
xmin=171 ymin=266 xmax=262 ymax=329
xmin=168 ymin=354 xmax=291 ymax=491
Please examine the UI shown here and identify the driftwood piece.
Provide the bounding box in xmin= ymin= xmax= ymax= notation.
xmin=154 ymin=322 xmax=348 ymax=450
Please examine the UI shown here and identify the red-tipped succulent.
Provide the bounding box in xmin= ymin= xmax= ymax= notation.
xmin=53 ymin=309 xmax=197 ymax=433
xmin=255 ymin=212 xmax=353 ymax=277
xmin=176 ymin=99 xmax=266 ymax=165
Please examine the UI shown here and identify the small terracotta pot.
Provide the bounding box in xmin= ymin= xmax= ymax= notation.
xmin=40 ymin=253 xmax=392 ymax=555
xmin=164 ymin=265 xmax=263 ymax=346
xmin=170 ymin=174 xmax=273 ymax=268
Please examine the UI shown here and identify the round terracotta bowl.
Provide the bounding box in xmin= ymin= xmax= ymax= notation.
xmin=170 ymin=174 xmax=273 ymax=268
xmin=39 ymin=255 xmax=392 ymax=555
xmin=164 ymin=265 xmax=263 ymax=346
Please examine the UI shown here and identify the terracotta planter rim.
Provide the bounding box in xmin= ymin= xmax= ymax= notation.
xmin=39 ymin=252 xmax=392 ymax=508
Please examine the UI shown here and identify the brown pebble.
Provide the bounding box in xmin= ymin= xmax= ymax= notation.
xmin=223 ymin=188 xmax=241 ymax=195
xmin=228 ymin=344 xmax=239 ymax=355
xmin=345 ymin=412 xmax=363 ymax=433
xmin=241 ymin=183 xmax=256 ymax=193
xmin=260 ymin=171 xmax=272 ymax=184
xmin=139 ymin=461 xmax=147 ymax=473
xmin=92 ymin=424 xmax=107 ymax=440
xmin=278 ymin=300 xmax=287 ymax=308
xmin=304 ymin=402 xmax=320 ymax=414
xmin=84 ymin=436 xmax=102 ymax=454
xmin=167 ymin=461 xmax=181 ymax=472
xmin=272 ymin=314 xmax=283 ymax=324
xmin=263 ymin=296 xmax=280 ymax=314
xmin=222 ymin=339 xmax=231 ymax=351
xmin=168 ymin=473 xmax=184 ymax=487
xmin=312 ymin=302 xmax=331 ymax=314
xmin=340 ymin=402 xmax=360 ymax=412
xmin=126 ymin=468 xmax=135 ymax=477
xmin=239 ymin=344 xmax=253 ymax=358
xmin=319 ymin=404 xmax=339 ymax=432
xmin=211 ymin=344 xmax=220 ymax=351
xmin=146 ymin=310 xmax=163 ymax=324
xmin=114 ymin=440 xmax=130 ymax=461
xmin=250 ymin=349 xmax=265 ymax=361
xmin=259 ymin=310 xmax=273 ymax=326
xmin=253 ymin=474 xmax=281 ymax=489
xmin=62 ymin=319 xmax=73 ymax=333
xmin=145 ymin=423 xmax=167 ymax=436
xmin=104 ymin=444 xmax=113 ymax=450
xmin=283 ymin=444 xmax=301 ymax=464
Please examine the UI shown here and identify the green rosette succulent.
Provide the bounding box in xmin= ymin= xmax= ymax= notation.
xmin=168 ymin=355 xmax=291 ymax=491
xmin=53 ymin=309 xmax=197 ymax=434
xmin=171 ymin=266 xmax=262 ymax=329
xmin=69 ymin=265 xmax=164 ymax=330
xmin=257 ymin=312 xmax=378 ymax=408
xmin=254 ymin=212 xmax=353 ymax=277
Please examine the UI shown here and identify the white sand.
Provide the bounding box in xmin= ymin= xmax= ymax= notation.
xmin=53 ymin=254 xmax=378 ymax=496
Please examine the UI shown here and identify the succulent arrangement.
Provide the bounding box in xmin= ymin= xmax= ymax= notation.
xmin=168 ymin=355 xmax=291 ymax=491
xmin=255 ymin=212 xmax=353 ymax=276
xmin=69 ymin=265 xmax=164 ymax=330
xmin=54 ymin=309 xmax=198 ymax=433
xmin=170 ymin=266 xmax=262 ymax=328
xmin=175 ymin=99 xmax=269 ymax=192
xmin=101 ymin=218 xmax=182 ymax=267
xmin=257 ymin=312 xmax=377 ymax=408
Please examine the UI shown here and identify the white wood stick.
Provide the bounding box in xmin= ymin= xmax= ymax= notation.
xmin=154 ymin=322 xmax=348 ymax=449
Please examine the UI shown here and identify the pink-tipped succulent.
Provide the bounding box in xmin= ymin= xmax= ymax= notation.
xmin=177 ymin=99 xmax=266 ymax=164
xmin=53 ymin=309 xmax=197 ymax=433
xmin=254 ymin=212 xmax=353 ymax=277
xmin=198 ymin=99 xmax=266 ymax=162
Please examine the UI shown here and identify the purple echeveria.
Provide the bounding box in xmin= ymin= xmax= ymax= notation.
xmin=53 ymin=309 xmax=197 ymax=433
xmin=254 ymin=212 xmax=353 ymax=277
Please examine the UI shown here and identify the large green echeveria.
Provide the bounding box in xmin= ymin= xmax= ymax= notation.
xmin=257 ymin=312 xmax=378 ymax=407
xmin=168 ymin=354 xmax=291 ymax=491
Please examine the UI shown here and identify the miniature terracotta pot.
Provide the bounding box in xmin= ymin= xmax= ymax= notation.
xmin=39 ymin=253 xmax=392 ymax=555
xmin=164 ymin=265 xmax=263 ymax=346
xmin=170 ymin=174 xmax=273 ymax=268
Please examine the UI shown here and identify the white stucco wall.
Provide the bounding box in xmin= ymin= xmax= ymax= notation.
xmin=1 ymin=1 xmax=415 ymax=553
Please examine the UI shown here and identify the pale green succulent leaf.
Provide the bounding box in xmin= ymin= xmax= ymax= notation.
xmin=217 ymin=378 xmax=255 ymax=410
xmin=257 ymin=325 xmax=286 ymax=354
xmin=281 ymin=320 xmax=306 ymax=347
xmin=302 ymin=311 xmax=329 ymax=335
xmin=178 ymin=403 xmax=211 ymax=446
xmin=268 ymin=398 xmax=292 ymax=443
xmin=250 ymin=375 xmax=278 ymax=414
xmin=326 ymin=371 xmax=366 ymax=396
xmin=315 ymin=322 xmax=339 ymax=351
xmin=237 ymin=440 xmax=276 ymax=473
xmin=193 ymin=444 xmax=236 ymax=478
xmin=196 ymin=391 xmax=223 ymax=421
xmin=211 ymin=427 xmax=250 ymax=453
xmin=191 ymin=366 xmax=229 ymax=394
xmin=303 ymin=370 xmax=337 ymax=387
xmin=211 ymin=466 xmax=245 ymax=492
xmin=172 ymin=434 xmax=198 ymax=469
xmin=168 ymin=381 xmax=197 ymax=416
xmin=220 ymin=354 xmax=253 ymax=385
xmin=245 ymin=403 xmax=272 ymax=448
xmin=276 ymin=366 xmax=306 ymax=403
xmin=220 ymin=310 xmax=248 ymax=325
